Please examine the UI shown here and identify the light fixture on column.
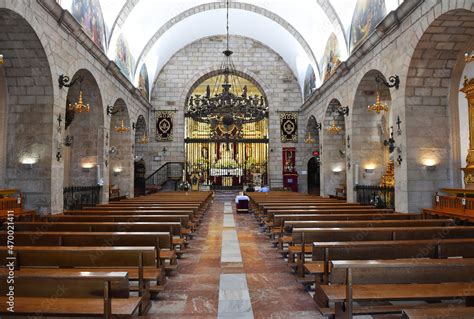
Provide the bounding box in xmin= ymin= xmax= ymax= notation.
xmin=138 ymin=132 xmax=149 ymax=144
xmin=368 ymin=90 xmax=389 ymax=114
xmin=326 ymin=119 xmax=341 ymax=135
xmin=304 ymin=131 xmax=315 ymax=144
xmin=115 ymin=119 xmax=129 ymax=133
xmin=465 ymin=52 xmax=474 ymax=63
xmin=0 ymin=54 xmax=3 ymax=65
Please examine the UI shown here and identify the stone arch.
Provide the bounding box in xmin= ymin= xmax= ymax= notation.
xmin=404 ymin=9 xmax=474 ymax=212
xmin=351 ymin=69 xmax=392 ymax=187
xmin=321 ymin=98 xmax=347 ymax=196
xmin=63 ymin=69 xmax=105 ymax=191
xmin=109 ymin=98 xmax=133 ymax=198
xmin=0 ymin=8 xmax=54 ymax=212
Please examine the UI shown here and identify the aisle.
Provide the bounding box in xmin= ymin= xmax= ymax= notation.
xmin=145 ymin=192 xmax=321 ymax=318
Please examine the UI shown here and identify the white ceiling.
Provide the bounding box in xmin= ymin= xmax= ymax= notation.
xmin=61 ymin=0 xmax=404 ymax=99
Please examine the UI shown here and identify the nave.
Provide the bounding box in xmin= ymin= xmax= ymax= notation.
xmin=2 ymin=190 xmax=474 ymax=318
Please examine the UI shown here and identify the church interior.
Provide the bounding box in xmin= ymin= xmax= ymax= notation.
xmin=1 ymin=0 xmax=474 ymax=318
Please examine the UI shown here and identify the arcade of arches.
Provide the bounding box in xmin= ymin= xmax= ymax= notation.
xmin=1 ymin=0 xmax=474 ymax=317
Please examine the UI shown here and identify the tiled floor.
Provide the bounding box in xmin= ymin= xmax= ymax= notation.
xmin=144 ymin=192 xmax=322 ymax=319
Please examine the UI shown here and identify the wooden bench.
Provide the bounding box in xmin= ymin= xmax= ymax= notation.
xmin=0 ymin=231 xmax=178 ymax=274
xmin=402 ymin=306 xmax=474 ymax=318
xmin=0 ymin=271 xmax=143 ymax=318
xmin=289 ymin=226 xmax=474 ymax=275
xmin=314 ymin=259 xmax=474 ymax=318
xmin=305 ymin=238 xmax=474 ymax=283
xmin=0 ymin=246 xmax=165 ymax=295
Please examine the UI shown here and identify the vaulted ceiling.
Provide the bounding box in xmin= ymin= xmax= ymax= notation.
xmin=60 ymin=0 xmax=403 ymax=100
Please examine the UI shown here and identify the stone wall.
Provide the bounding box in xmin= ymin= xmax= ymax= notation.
xmin=148 ymin=35 xmax=302 ymax=189
xmin=0 ymin=1 xmax=150 ymax=212
xmin=301 ymin=1 xmax=474 ymax=212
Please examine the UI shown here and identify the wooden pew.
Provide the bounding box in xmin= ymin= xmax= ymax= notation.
xmin=0 ymin=246 xmax=164 ymax=295
xmin=402 ymin=307 xmax=474 ymax=318
xmin=272 ymin=213 xmax=419 ymax=250
xmin=289 ymin=226 xmax=474 ymax=274
xmin=8 ymin=222 xmax=187 ymax=256
xmin=314 ymin=259 xmax=474 ymax=318
xmin=305 ymin=238 xmax=474 ymax=282
xmin=0 ymin=271 xmax=143 ymax=318
xmin=0 ymin=231 xmax=178 ymax=274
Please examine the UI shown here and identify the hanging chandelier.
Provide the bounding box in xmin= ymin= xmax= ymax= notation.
xmin=304 ymin=131 xmax=315 ymax=144
xmin=185 ymin=0 xmax=268 ymax=127
xmin=326 ymin=119 xmax=342 ymax=135
xmin=138 ymin=132 xmax=149 ymax=144
xmin=115 ymin=119 xmax=129 ymax=133
xmin=368 ymin=91 xmax=389 ymax=114
xmin=68 ymin=90 xmax=90 ymax=113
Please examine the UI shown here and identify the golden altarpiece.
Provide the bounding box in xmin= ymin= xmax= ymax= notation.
xmin=185 ymin=74 xmax=269 ymax=189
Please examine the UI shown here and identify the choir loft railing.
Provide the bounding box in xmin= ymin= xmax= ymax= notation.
xmin=355 ymin=185 xmax=395 ymax=209
xmin=63 ymin=186 xmax=101 ymax=210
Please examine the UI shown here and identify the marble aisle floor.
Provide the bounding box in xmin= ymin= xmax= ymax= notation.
xmin=143 ymin=192 xmax=322 ymax=319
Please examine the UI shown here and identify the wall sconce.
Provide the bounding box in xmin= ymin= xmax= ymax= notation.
xmin=81 ymin=156 xmax=97 ymax=172
xmin=0 ymin=54 xmax=3 ymax=65
xmin=20 ymin=156 xmax=38 ymax=169
xmin=332 ymin=166 xmax=343 ymax=175
xmin=423 ymin=158 xmax=437 ymax=171
xmin=56 ymin=152 xmax=62 ymax=162
xmin=113 ymin=167 xmax=122 ymax=176
xmin=364 ymin=164 xmax=376 ymax=174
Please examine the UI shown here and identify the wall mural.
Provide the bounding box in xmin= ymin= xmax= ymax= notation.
xmin=138 ymin=64 xmax=150 ymax=100
xmin=322 ymin=33 xmax=342 ymax=82
xmin=350 ymin=0 xmax=386 ymax=52
xmin=303 ymin=65 xmax=316 ymax=102
xmin=156 ymin=111 xmax=175 ymax=142
xmin=71 ymin=0 xmax=107 ymax=52
xmin=115 ymin=34 xmax=134 ymax=80
xmin=280 ymin=112 xmax=298 ymax=143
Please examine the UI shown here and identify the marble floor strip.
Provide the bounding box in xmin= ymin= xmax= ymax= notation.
xmin=217 ymin=274 xmax=254 ymax=319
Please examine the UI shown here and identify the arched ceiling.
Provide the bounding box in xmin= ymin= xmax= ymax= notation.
xmin=60 ymin=0 xmax=403 ymax=100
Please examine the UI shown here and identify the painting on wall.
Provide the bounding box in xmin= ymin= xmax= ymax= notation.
xmin=322 ymin=33 xmax=342 ymax=82
xmin=71 ymin=0 xmax=107 ymax=52
xmin=303 ymin=65 xmax=316 ymax=102
xmin=138 ymin=64 xmax=150 ymax=100
xmin=350 ymin=0 xmax=386 ymax=52
xmin=115 ymin=34 xmax=134 ymax=81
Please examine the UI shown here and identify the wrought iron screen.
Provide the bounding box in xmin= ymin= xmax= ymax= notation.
xmin=355 ymin=185 xmax=395 ymax=209
xmin=63 ymin=186 xmax=101 ymax=210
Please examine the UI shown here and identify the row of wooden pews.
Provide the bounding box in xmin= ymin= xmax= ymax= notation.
xmin=0 ymin=191 xmax=212 ymax=318
xmin=248 ymin=191 xmax=474 ymax=319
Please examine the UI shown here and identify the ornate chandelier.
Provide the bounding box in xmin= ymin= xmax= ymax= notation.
xmin=185 ymin=0 xmax=268 ymax=128
xmin=138 ymin=132 xmax=149 ymax=144
xmin=368 ymin=91 xmax=389 ymax=114
xmin=115 ymin=119 xmax=129 ymax=133
xmin=304 ymin=131 xmax=315 ymax=144
xmin=326 ymin=119 xmax=342 ymax=135
xmin=68 ymin=90 xmax=90 ymax=113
